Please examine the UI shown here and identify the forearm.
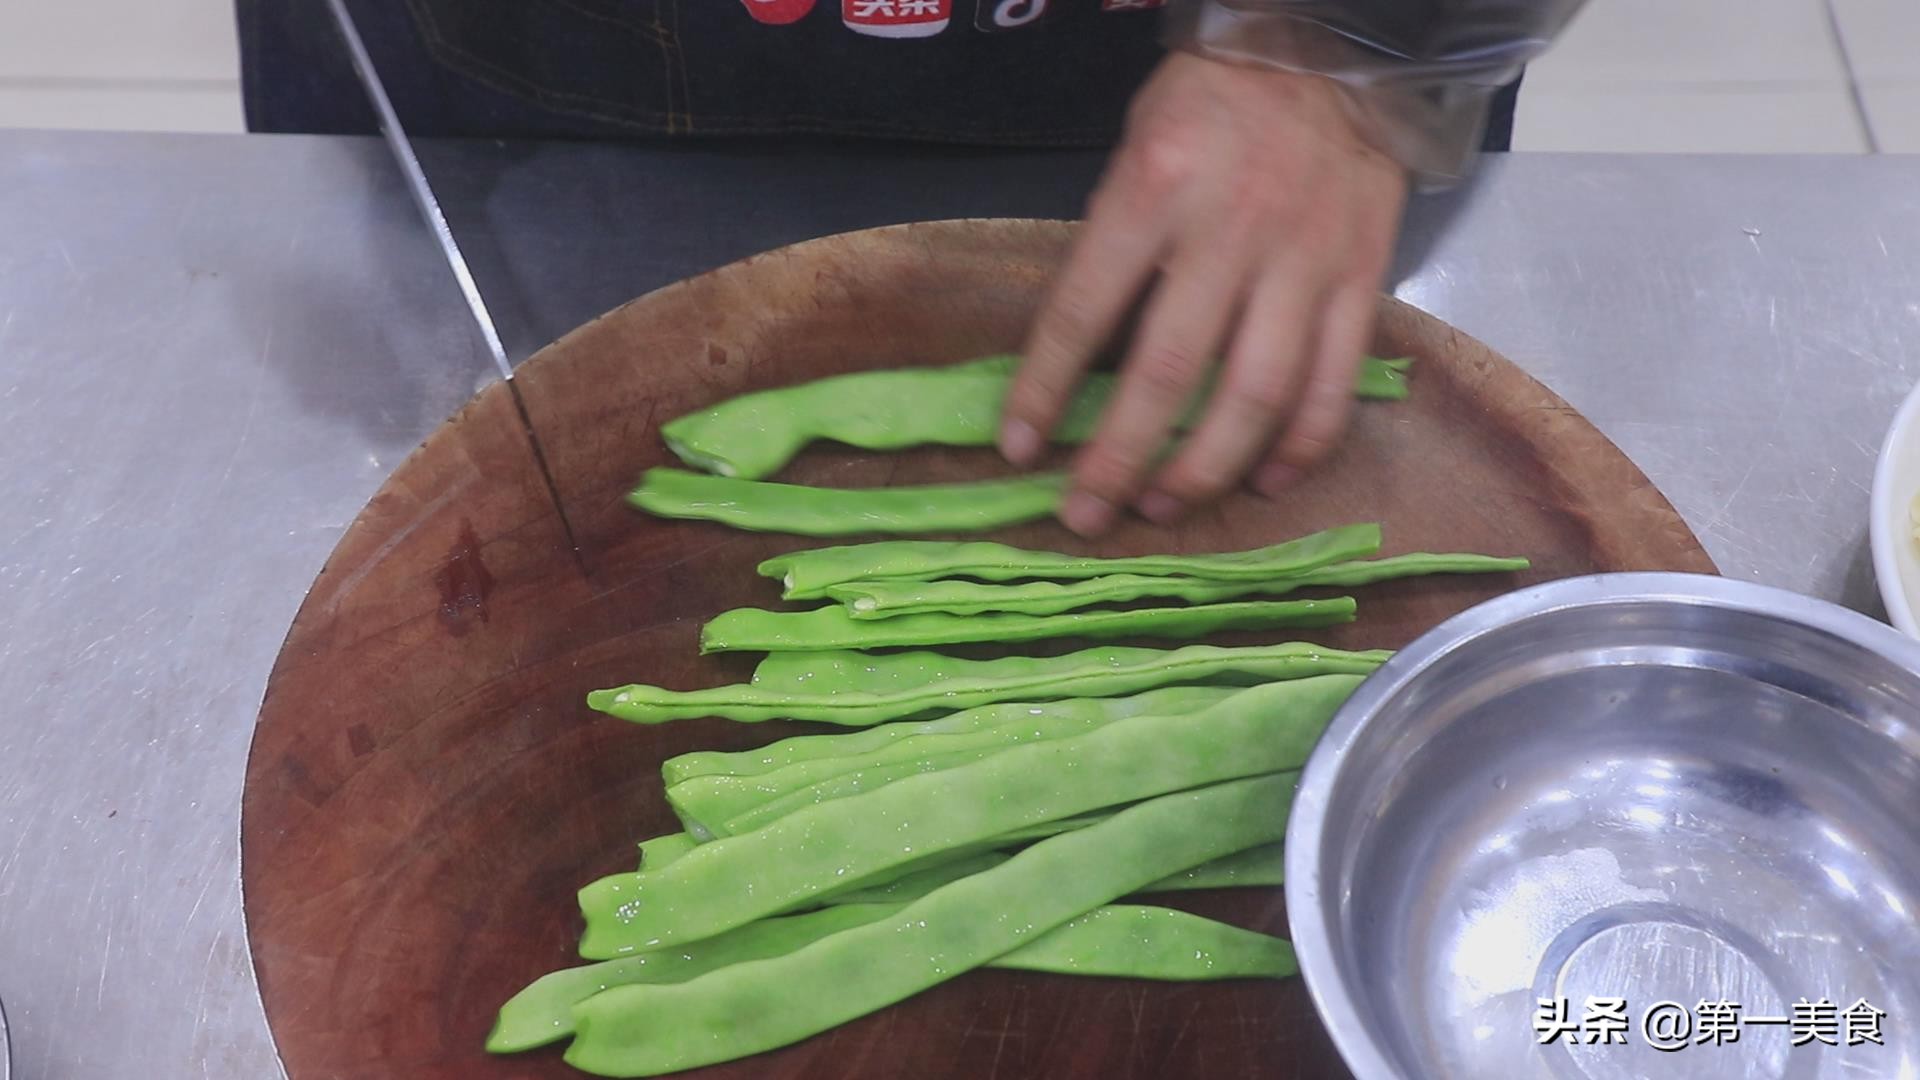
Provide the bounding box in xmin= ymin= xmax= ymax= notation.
xmin=1164 ymin=0 xmax=1587 ymax=182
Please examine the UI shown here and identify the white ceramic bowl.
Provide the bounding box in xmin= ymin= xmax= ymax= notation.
xmin=1870 ymin=378 xmax=1920 ymax=637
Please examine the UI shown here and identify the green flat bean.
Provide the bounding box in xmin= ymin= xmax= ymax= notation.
xmin=665 ymin=688 xmax=1245 ymax=832
xmin=565 ymin=772 xmax=1299 ymax=1076
xmin=577 ymin=678 xmax=1353 ymax=956
xmin=660 ymin=686 xmax=1238 ymax=785
xmin=832 ymin=552 xmax=1532 ymax=619
xmin=628 ymin=467 xmax=1066 ymax=537
xmin=660 ymin=354 xmax=1412 ymax=481
xmin=672 ymin=746 xmax=985 ymax=837
xmin=817 ymin=851 xmax=1011 ymax=906
xmin=983 ymin=808 xmax=1122 ymax=844
xmin=806 ymin=816 xmax=1106 ymax=908
xmin=811 ymin=809 xmax=1128 ymax=906
xmin=660 ymin=357 xmax=1011 ymax=480
xmin=671 ymin=808 xmax=1108 ymax=906
xmin=989 ymin=904 xmax=1296 ymax=980
xmin=710 ymin=747 xmax=1005 ymax=837
xmin=745 ymin=645 xmax=1231 ymax=698
xmin=747 ymin=648 xmax=1000 ymax=697
xmin=492 ymin=876 xmax=1287 ymax=1055
xmin=635 ymin=832 xmax=697 ymax=871
xmin=489 ymin=903 xmax=894 ymax=1054
xmin=589 ymin=642 xmax=1388 ymax=726
xmin=1358 ymin=357 xmax=1413 ymax=399
xmin=829 ymin=825 xmax=1276 ymax=906
xmin=1139 ymin=841 xmax=1284 ymax=892
xmin=761 ymin=523 xmax=1382 ymax=599
xmin=698 ymin=596 xmax=1357 ymax=654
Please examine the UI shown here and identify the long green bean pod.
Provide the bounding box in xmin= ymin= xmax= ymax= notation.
xmin=775 ymin=812 xmax=1123 ymax=906
xmin=698 ymin=596 xmax=1357 ymax=654
xmin=628 ymin=467 xmax=1066 ymax=537
xmin=761 ymin=522 xmax=1382 ymax=599
xmin=635 ymin=832 xmax=697 ymax=870
xmin=990 ymin=904 xmax=1296 ymax=980
xmin=491 ymin=873 xmax=1290 ymax=1056
xmin=648 ymin=813 xmax=1276 ymax=894
xmin=490 ymin=904 xmax=895 ymax=1054
xmin=743 ymin=640 xmax=1373 ymax=699
xmin=816 ymin=851 xmax=1012 ymax=906
xmin=747 ymin=648 xmax=1016 ymax=697
xmin=808 ymin=815 xmax=1107 ymax=902
xmin=843 ymin=825 xmax=1292 ymax=905
xmin=501 ymin=852 xmax=1012 ymax=1050
xmin=712 ymin=747 xmax=1008 ymax=836
xmin=577 ymin=678 xmax=1355 ymax=957
xmin=1139 ymin=841 xmax=1285 ymax=892
xmin=665 ymin=688 xmax=1247 ymax=833
xmin=745 ymin=645 xmax=1245 ymax=698
xmin=831 ymin=552 xmax=1532 ymax=619
xmin=565 ymin=772 xmax=1300 ymax=1076
xmin=827 ymin=831 xmax=1290 ymax=908
xmin=1358 ymin=357 xmax=1414 ymax=398
xmin=660 ymin=354 xmax=1412 ymax=481
xmin=672 ymin=746 xmax=990 ymax=838
xmin=660 ymin=686 xmax=1238 ymax=786
xmin=589 ymin=641 xmax=1389 ymax=727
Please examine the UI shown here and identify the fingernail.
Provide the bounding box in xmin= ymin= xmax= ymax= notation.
xmin=1254 ymin=464 xmax=1299 ymax=497
xmin=1136 ymin=490 xmax=1184 ymax=524
xmin=1060 ymin=491 xmax=1118 ymax=536
xmin=999 ymin=419 xmax=1043 ymax=465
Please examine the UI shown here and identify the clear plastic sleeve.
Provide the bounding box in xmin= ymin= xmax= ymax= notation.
xmin=1164 ymin=0 xmax=1588 ymax=184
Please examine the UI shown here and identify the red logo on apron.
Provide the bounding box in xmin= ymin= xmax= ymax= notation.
xmin=974 ymin=0 xmax=1052 ymax=31
xmin=742 ymin=0 xmax=817 ymax=24
xmin=843 ymin=0 xmax=951 ymax=37
xmin=1101 ymin=0 xmax=1165 ymax=9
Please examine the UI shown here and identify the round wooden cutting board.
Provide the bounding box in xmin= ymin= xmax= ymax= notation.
xmin=241 ymin=220 xmax=1715 ymax=1080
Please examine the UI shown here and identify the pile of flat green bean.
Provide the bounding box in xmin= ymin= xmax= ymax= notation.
xmin=657 ymin=353 xmax=1413 ymax=481
xmin=494 ymin=682 xmax=1350 ymax=1076
xmin=630 ymin=354 xmax=1412 ymax=535
xmin=496 ymin=532 xmax=1525 ymax=1075
xmin=488 ymin=359 xmax=1528 ymax=1076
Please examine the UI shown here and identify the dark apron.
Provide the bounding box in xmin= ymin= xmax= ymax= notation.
xmin=238 ymin=0 xmax=1517 ymax=150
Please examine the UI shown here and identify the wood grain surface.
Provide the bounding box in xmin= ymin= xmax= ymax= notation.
xmin=241 ymin=219 xmax=1716 ymax=1080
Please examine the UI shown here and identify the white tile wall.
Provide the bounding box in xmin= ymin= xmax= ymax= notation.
xmin=0 ymin=80 xmax=242 ymax=133
xmin=1828 ymin=0 xmax=1919 ymax=84
xmin=1517 ymin=84 xmax=1870 ymax=153
xmin=0 ymin=0 xmax=238 ymax=81
xmin=0 ymin=0 xmax=242 ymax=133
xmin=0 ymin=0 xmax=1915 ymax=150
xmin=1830 ymin=0 xmax=1920 ymax=151
xmin=1861 ymin=83 xmax=1920 ymax=152
xmin=1524 ymin=0 xmax=1852 ymax=89
xmin=1513 ymin=0 xmax=1877 ymax=153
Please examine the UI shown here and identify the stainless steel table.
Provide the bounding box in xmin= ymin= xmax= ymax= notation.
xmin=0 ymin=130 xmax=1916 ymax=1078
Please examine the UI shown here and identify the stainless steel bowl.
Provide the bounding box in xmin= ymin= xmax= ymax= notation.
xmin=1287 ymin=573 xmax=1920 ymax=1080
xmin=1 ymin=993 xmax=10 ymax=1080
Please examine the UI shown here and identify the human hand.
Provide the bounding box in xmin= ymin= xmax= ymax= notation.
xmin=998 ymin=51 xmax=1409 ymax=536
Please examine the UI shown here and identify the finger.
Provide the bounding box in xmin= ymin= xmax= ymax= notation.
xmin=1135 ymin=261 xmax=1322 ymax=522
xmin=1061 ymin=244 xmax=1246 ymax=536
xmin=1000 ymin=173 xmax=1172 ymax=466
xmin=1251 ymin=283 xmax=1376 ymax=495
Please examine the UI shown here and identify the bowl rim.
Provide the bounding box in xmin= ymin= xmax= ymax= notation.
xmin=1282 ymin=571 xmax=1920 ymax=1080
xmin=1869 ymin=376 xmax=1920 ymax=638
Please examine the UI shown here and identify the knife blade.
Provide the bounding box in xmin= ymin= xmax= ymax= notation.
xmin=325 ymin=0 xmax=515 ymax=382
